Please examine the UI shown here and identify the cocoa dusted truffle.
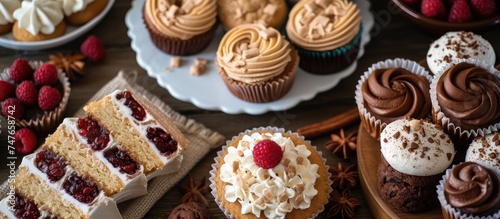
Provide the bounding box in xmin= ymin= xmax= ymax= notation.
xmin=168 ymin=202 xmax=212 ymax=219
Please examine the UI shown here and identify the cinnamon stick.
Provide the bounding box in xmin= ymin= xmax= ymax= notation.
xmin=297 ymin=107 xmax=360 ymax=139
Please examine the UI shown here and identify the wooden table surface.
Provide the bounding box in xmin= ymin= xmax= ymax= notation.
xmin=0 ymin=1 xmax=499 ymax=218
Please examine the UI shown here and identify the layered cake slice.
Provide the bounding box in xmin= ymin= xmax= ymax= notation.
xmin=84 ymin=90 xmax=188 ymax=175
xmin=44 ymin=117 xmax=148 ymax=202
xmin=1 ymin=149 xmax=120 ymax=219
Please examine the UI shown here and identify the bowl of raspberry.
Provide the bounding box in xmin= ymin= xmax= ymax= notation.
xmin=0 ymin=58 xmax=71 ymax=135
xmin=392 ymin=0 xmax=500 ymax=36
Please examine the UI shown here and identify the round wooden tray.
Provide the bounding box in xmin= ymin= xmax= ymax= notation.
xmin=357 ymin=125 xmax=443 ymax=219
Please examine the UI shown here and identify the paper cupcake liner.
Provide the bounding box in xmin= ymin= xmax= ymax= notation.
xmin=144 ymin=13 xmax=218 ymax=56
xmin=291 ymin=24 xmax=362 ymax=75
xmin=209 ymin=126 xmax=332 ymax=219
xmin=429 ymin=58 xmax=500 ymax=144
xmin=354 ymin=58 xmax=432 ymax=140
xmin=436 ymin=163 xmax=500 ymax=219
xmin=0 ymin=60 xmax=71 ymax=135
xmin=216 ymin=49 xmax=299 ymax=103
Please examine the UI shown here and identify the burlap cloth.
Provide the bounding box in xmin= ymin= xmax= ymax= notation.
xmin=0 ymin=71 xmax=226 ymax=219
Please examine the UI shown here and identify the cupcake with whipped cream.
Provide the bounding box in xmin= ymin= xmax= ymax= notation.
xmin=216 ymin=24 xmax=299 ymax=103
xmin=217 ymin=0 xmax=288 ymax=30
xmin=355 ymin=58 xmax=433 ymax=140
xmin=466 ymin=132 xmax=500 ymax=177
xmin=426 ymin=31 xmax=495 ymax=75
xmin=209 ymin=127 xmax=331 ymax=219
xmin=12 ymin=0 xmax=66 ymax=42
xmin=378 ymin=118 xmax=455 ymax=213
xmin=143 ymin=0 xmax=218 ymax=55
xmin=437 ymin=162 xmax=500 ymax=219
xmin=285 ymin=0 xmax=362 ymax=74
xmin=58 ymin=0 xmax=109 ymax=26
xmin=430 ymin=58 xmax=500 ymax=145
xmin=0 ymin=0 xmax=20 ymax=34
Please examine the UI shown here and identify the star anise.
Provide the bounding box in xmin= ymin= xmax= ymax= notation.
xmin=178 ymin=176 xmax=209 ymax=207
xmin=48 ymin=52 xmax=86 ymax=81
xmin=328 ymin=163 xmax=358 ymax=190
xmin=325 ymin=129 xmax=357 ymax=159
xmin=327 ymin=189 xmax=361 ymax=219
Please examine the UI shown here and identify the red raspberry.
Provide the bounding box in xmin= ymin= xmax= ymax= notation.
xmin=34 ymin=63 xmax=58 ymax=85
xmin=0 ymin=80 xmax=15 ymax=101
xmin=1 ymin=98 xmax=25 ymax=119
xmin=10 ymin=58 xmax=34 ymax=83
xmin=470 ymin=0 xmax=497 ymax=18
xmin=81 ymin=35 xmax=105 ymax=62
xmin=252 ymin=139 xmax=283 ymax=169
xmin=421 ymin=0 xmax=448 ymax=20
xmin=16 ymin=81 xmax=38 ymax=106
xmin=448 ymin=0 xmax=474 ymax=22
xmin=38 ymin=86 xmax=61 ymax=111
xmin=14 ymin=128 xmax=38 ymax=155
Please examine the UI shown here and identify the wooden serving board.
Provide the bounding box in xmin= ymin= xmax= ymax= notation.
xmin=357 ymin=125 xmax=443 ymax=219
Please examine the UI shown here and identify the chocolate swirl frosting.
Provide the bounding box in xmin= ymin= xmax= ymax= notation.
xmin=361 ymin=68 xmax=431 ymax=124
xmin=445 ymin=162 xmax=500 ymax=216
xmin=437 ymin=62 xmax=500 ymax=130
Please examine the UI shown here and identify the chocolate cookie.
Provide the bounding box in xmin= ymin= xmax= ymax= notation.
xmin=377 ymin=155 xmax=441 ymax=213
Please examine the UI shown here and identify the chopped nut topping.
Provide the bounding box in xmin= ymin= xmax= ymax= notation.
xmin=190 ymin=64 xmax=206 ymax=76
xmin=393 ymin=131 xmax=400 ymax=139
xmin=296 ymin=156 xmax=304 ymax=165
xmin=283 ymin=158 xmax=291 ymax=167
xmin=286 ymin=166 xmax=296 ymax=178
xmin=295 ymin=195 xmax=304 ymax=205
xmin=279 ymin=192 xmax=288 ymax=202
xmin=232 ymin=161 xmax=239 ymax=173
xmin=170 ymin=56 xmax=181 ymax=67
xmin=410 ymin=119 xmax=421 ymax=131
xmin=294 ymin=183 xmax=305 ymax=193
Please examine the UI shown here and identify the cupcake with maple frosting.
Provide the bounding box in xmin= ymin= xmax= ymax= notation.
xmin=355 ymin=58 xmax=433 ymax=140
xmin=12 ymin=0 xmax=66 ymax=42
xmin=217 ymin=0 xmax=287 ymax=30
xmin=209 ymin=127 xmax=331 ymax=219
xmin=58 ymin=0 xmax=109 ymax=26
xmin=216 ymin=24 xmax=299 ymax=103
xmin=378 ymin=118 xmax=455 ymax=212
xmin=437 ymin=162 xmax=500 ymax=219
xmin=286 ymin=0 xmax=362 ymax=74
xmin=143 ymin=0 xmax=218 ymax=56
xmin=430 ymin=58 xmax=500 ymax=144
xmin=0 ymin=0 xmax=20 ymax=34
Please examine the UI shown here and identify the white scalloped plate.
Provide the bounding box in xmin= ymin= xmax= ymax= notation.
xmin=0 ymin=0 xmax=115 ymax=51
xmin=126 ymin=0 xmax=374 ymax=115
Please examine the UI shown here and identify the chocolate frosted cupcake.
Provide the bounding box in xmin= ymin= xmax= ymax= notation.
xmin=437 ymin=162 xmax=500 ymax=219
xmin=285 ymin=0 xmax=362 ymax=74
xmin=466 ymin=132 xmax=500 ymax=177
xmin=430 ymin=58 xmax=500 ymax=144
xmin=216 ymin=24 xmax=299 ymax=103
xmin=355 ymin=58 xmax=432 ymax=140
xmin=143 ymin=0 xmax=218 ymax=55
xmin=378 ymin=118 xmax=455 ymax=213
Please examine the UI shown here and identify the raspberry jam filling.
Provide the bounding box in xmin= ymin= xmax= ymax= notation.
xmin=103 ymin=148 xmax=140 ymax=175
xmin=35 ymin=149 xmax=67 ymax=182
xmin=13 ymin=194 xmax=41 ymax=219
xmin=115 ymin=91 xmax=146 ymax=121
xmin=146 ymin=127 xmax=178 ymax=156
xmin=63 ymin=174 xmax=100 ymax=204
xmin=77 ymin=117 xmax=110 ymax=151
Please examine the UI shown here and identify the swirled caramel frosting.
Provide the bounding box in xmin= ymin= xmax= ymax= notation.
xmin=445 ymin=162 xmax=500 ymax=216
xmin=144 ymin=0 xmax=217 ymax=40
xmin=436 ymin=62 xmax=500 ymax=130
xmin=217 ymin=0 xmax=287 ymax=29
xmin=361 ymin=68 xmax=431 ymax=124
xmin=286 ymin=0 xmax=361 ymax=51
xmin=216 ymin=24 xmax=292 ymax=84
